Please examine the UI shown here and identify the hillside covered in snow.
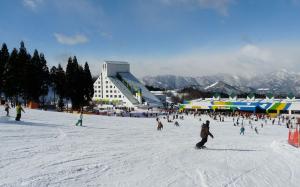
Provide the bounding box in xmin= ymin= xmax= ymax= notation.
xmin=142 ymin=69 xmax=300 ymax=95
xmin=1 ymin=107 xmax=300 ymax=186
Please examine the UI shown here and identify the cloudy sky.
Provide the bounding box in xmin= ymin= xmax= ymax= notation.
xmin=1 ymin=0 xmax=300 ymax=77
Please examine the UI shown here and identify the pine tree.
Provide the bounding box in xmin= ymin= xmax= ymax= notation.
xmin=66 ymin=56 xmax=81 ymax=109
xmin=83 ymin=62 xmax=94 ymax=105
xmin=24 ymin=49 xmax=39 ymax=101
xmin=17 ymin=41 xmax=31 ymax=102
xmin=3 ymin=48 xmax=19 ymax=100
xmin=66 ymin=56 xmax=93 ymax=110
xmin=0 ymin=43 xmax=9 ymax=95
xmin=38 ymin=53 xmax=50 ymax=104
xmin=50 ymin=64 xmax=67 ymax=111
xmin=56 ymin=64 xmax=67 ymax=99
xmin=50 ymin=65 xmax=58 ymax=102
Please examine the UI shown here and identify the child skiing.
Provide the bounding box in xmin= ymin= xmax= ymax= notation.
xmin=75 ymin=111 xmax=83 ymax=126
xmin=15 ymin=103 xmax=25 ymax=121
xmin=4 ymin=103 xmax=10 ymax=116
xmin=196 ymin=120 xmax=214 ymax=149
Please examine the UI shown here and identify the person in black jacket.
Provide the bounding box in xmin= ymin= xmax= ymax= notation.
xmin=196 ymin=120 xmax=214 ymax=149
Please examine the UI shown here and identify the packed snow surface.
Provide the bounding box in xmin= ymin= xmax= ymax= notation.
xmin=1 ymin=107 xmax=300 ymax=187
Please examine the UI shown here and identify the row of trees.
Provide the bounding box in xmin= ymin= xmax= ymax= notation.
xmin=50 ymin=57 xmax=94 ymax=110
xmin=0 ymin=42 xmax=94 ymax=110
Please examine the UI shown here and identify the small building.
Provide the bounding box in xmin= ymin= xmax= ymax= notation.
xmin=150 ymin=91 xmax=167 ymax=106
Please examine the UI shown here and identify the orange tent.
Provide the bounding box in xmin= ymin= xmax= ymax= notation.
xmin=28 ymin=101 xmax=39 ymax=109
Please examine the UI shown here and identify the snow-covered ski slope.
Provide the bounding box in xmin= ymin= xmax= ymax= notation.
xmin=1 ymin=107 xmax=300 ymax=187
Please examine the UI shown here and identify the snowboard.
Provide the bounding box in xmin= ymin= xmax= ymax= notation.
xmin=195 ymin=145 xmax=206 ymax=149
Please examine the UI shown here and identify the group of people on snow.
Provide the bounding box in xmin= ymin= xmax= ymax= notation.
xmin=4 ymin=102 xmax=25 ymax=121
xmin=3 ymin=102 xmax=86 ymax=126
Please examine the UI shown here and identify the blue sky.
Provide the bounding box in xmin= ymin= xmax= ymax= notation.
xmin=1 ymin=0 xmax=300 ymax=77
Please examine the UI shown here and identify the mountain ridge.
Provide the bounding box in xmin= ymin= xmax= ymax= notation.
xmin=142 ymin=69 xmax=300 ymax=95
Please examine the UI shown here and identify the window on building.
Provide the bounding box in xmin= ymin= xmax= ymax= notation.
xmin=114 ymin=90 xmax=117 ymax=93
xmin=110 ymin=95 xmax=113 ymax=98
xmin=106 ymin=90 xmax=108 ymax=93
xmin=110 ymin=90 xmax=112 ymax=93
xmin=106 ymin=95 xmax=109 ymax=97
xmin=114 ymin=95 xmax=117 ymax=98
xmin=98 ymin=86 xmax=100 ymax=88
xmin=110 ymin=86 xmax=112 ymax=88
xmin=119 ymin=95 xmax=122 ymax=98
xmin=106 ymin=81 xmax=108 ymax=84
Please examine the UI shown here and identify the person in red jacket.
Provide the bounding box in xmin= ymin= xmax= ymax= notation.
xmin=196 ymin=120 xmax=214 ymax=149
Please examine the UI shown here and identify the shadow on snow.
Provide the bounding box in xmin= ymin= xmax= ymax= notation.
xmin=0 ymin=116 xmax=60 ymax=128
xmin=205 ymin=148 xmax=261 ymax=152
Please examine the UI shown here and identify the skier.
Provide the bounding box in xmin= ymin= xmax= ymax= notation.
xmin=174 ymin=121 xmax=179 ymax=127
xmin=15 ymin=103 xmax=25 ymax=121
xmin=196 ymin=120 xmax=214 ymax=149
xmin=240 ymin=125 xmax=245 ymax=135
xmin=4 ymin=103 xmax=10 ymax=116
xmin=157 ymin=121 xmax=163 ymax=131
xmin=254 ymin=127 xmax=259 ymax=134
xmin=75 ymin=111 xmax=83 ymax=126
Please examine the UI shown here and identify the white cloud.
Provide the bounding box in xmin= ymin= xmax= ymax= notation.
xmin=23 ymin=0 xmax=44 ymax=10
xmin=160 ymin=0 xmax=234 ymax=16
xmin=54 ymin=33 xmax=89 ymax=45
xmin=124 ymin=42 xmax=300 ymax=78
xmin=46 ymin=42 xmax=300 ymax=78
xmin=239 ymin=44 xmax=272 ymax=62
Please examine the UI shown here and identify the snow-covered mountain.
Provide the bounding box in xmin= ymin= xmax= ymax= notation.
xmin=204 ymin=81 xmax=244 ymax=94
xmin=142 ymin=69 xmax=300 ymax=95
xmin=248 ymin=69 xmax=300 ymax=94
xmin=142 ymin=75 xmax=201 ymax=90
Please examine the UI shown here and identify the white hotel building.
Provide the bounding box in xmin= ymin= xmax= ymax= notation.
xmin=93 ymin=61 xmax=163 ymax=108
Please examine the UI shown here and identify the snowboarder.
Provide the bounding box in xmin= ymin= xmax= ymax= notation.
xmin=240 ymin=125 xmax=245 ymax=135
xmin=196 ymin=120 xmax=214 ymax=149
xmin=4 ymin=103 xmax=10 ymax=116
xmin=157 ymin=121 xmax=163 ymax=131
xmin=75 ymin=111 xmax=83 ymax=126
xmin=15 ymin=103 xmax=25 ymax=121
xmin=174 ymin=121 xmax=179 ymax=127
